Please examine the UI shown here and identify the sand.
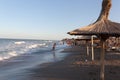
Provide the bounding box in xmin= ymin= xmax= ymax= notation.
xmin=28 ymin=46 xmax=120 ymax=80
xmin=0 ymin=46 xmax=120 ymax=80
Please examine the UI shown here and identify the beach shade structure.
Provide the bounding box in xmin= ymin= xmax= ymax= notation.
xmin=67 ymin=0 xmax=120 ymax=80
xmin=76 ymin=36 xmax=91 ymax=57
xmin=75 ymin=35 xmax=98 ymax=60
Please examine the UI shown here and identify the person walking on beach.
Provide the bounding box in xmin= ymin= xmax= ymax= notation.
xmin=52 ymin=43 xmax=56 ymax=50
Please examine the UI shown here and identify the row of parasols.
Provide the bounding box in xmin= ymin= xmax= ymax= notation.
xmin=67 ymin=0 xmax=120 ymax=80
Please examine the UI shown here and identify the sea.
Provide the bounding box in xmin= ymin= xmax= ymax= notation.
xmin=0 ymin=38 xmax=68 ymax=80
xmin=0 ymin=38 xmax=64 ymax=61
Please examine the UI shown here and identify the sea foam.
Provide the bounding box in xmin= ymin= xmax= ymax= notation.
xmin=0 ymin=39 xmax=54 ymax=61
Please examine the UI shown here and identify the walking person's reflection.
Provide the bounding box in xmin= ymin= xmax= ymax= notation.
xmin=52 ymin=51 xmax=57 ymax=62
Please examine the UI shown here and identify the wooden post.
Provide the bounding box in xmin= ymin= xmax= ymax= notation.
xmin=100 ymin=40 xmax=105 ymax=80
xmin=87 ymin=45 xmax=89 ymax=56
xmin=91 ymin=35 xmax=94 ymax=61
xmin=118 ymin=37 xmax=120 ymax=44
xmin=86 ymin=41 xmax=89 ymax=56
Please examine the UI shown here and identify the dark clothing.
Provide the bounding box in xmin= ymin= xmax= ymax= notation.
xmin=52 ymin=43 xmax=56 ymax=50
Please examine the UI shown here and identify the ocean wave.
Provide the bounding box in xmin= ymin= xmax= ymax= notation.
xmin=14 ymin=41 xmax=25 ymax=45
xmin=27 ymin=43 xmax=46 ymax=49
xmin=0 ymin=39 xmax=57 ymax=61
xmin=8 ymin=51 xmax=18 ymax=56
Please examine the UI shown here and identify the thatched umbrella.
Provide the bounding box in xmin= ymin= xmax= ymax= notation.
xmin=76 ymin=35 xmax=98 ymax=60
xmin=76 ymin=36 xmax=91 ymax=57
xmin=68 ymin=0 xmax=120 ymax=80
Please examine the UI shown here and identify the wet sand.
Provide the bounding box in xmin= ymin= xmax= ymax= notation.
xmin=28 ymin=46 xmax=120 ymax=80
xmin=0 ymin=46 xmax=120 ymax=80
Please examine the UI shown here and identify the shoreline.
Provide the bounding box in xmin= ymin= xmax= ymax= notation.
xmin=0 ymin=46 xmax=120 ymax=80
xmin=28 ymin=46 xmax=120 ymax=80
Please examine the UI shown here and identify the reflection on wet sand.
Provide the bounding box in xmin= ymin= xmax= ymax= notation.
xmin=52 ymin=51 xmax=57 ymax=62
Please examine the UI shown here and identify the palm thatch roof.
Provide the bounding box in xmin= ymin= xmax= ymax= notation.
xmin=68 ymin=0 xmax=120 ymax=38
xmin=68 ymin=20 xmax=120 ymax=36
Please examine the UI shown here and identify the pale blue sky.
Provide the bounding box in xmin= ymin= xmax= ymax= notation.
xmin=0 ymin=0 xmax=120 ymax=40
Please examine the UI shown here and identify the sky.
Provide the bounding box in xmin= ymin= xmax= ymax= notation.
xmin=0 ymin=0 xmax=120 ymax=40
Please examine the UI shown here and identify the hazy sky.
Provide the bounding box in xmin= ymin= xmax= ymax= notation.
xmin=0 ymin=0 xmax=120 ymax=40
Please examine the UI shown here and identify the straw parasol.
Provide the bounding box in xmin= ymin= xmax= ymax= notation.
xmin=76 ymin=36 xmax=91 ymax=57
xmin=68 ymin=0 xmax=120 ymax=37
xmin=68 ymin=0 xmax=120 ymax=80
xmin=76 ymin=35 xmax=98 ymax=60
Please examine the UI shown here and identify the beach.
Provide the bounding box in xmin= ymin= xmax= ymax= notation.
xmin=0 ymin=46 xmax=120 ymax=80
xmin=0 ymin=46 xmax=68 ymax=80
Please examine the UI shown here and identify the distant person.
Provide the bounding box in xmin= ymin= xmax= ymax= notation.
xmin=52 ymin=43 xmax=56 ymax=50
xmin=63 ymin=41 xmax=64 ymax=45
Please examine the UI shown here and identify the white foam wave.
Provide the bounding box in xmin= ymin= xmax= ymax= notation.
xmin=14 ymin=41 xmax=25 ymax=45
xmin=0 ymin=57 xmax=3 ymax=61
xmin=0 ymin=56 xmax=10 ymax=61
xmin=28 ymin=43 xmax=46 ymax=49
xmin=3 ymin=56 xmax=10 ymax=59
xmin=28 ymin=44 xmax=38 ymax=49
xmin=38 ymin=43 xmax=46 ymax=46
xmin=8 ymin=51 xmax=18 ymax=56
xmin=0 ymin=39 xmax=52 ymax=61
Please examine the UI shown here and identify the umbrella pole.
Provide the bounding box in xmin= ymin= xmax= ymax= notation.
xmin=100 ymin=40 xmax=105 ymax=80
xmin=86 ymin=41 xmax=89 ymax=61
xmin=91 ymin=35 xmax=94 ymax=61
xmin=87 ymin=44 xmax=89 ymax=56
xmin=86 ymin=41 xmax=89 ymax=56
xmin=118 ymin=37 xmax=120 ymax=43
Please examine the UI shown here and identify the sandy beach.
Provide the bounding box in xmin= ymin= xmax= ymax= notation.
xmin=0 ymin=46 xmax=120 ymax=80
xmin=27 ymin=46 xmax=120 ymax=80
xmin=1 ymin=0 xmax=120 ymax=80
